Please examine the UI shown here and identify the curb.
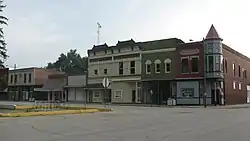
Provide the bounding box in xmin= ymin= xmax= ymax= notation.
xmin=0 ymin=106 xmax=113 ymax=118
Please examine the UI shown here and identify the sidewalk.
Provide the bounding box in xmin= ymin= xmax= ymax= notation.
xmin=0 ymin=101 xmax=250 ymax=109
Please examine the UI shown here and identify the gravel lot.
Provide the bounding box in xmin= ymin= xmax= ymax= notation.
xmin=1 ymin=104 xmax=250 ymax=141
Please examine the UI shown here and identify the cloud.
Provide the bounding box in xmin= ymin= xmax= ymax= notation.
xmin=124 ymin=0 xmax=145 ymax=17
xmin=4 ymin=11 xmax=71 ymax=67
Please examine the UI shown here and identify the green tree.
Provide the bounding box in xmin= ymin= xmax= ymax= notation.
xmin=47 ymin=49 xmax=88 ymax=75
xmin=0 ymin=0 xmax=8 ymax=67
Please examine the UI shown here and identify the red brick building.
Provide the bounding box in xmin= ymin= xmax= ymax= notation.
xmin=175 ymin=25 xmax=250 ymax=105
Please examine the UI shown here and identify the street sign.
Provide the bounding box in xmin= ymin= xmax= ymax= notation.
xmin=102 ymin=77 xmax=110 ymax=88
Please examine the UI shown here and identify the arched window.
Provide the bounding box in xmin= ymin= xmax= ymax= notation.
xmin=154 ymin=59 xmax=161 ymax=73
xmin=164 ymin=59 xmax=171 ymax=73
xmin=145 ymin=60 xmax=152 ymax=74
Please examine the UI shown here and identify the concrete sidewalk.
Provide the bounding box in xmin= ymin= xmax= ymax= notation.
xmin=0 ymin=101 xmax=250 ymax=109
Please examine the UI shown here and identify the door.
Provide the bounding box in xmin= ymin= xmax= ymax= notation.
xmin=247 ymin=85 xmax=250 ymax=103
xmin=132 ymin=90 xmax=136 ymax=103
xmin=211 ymin=89 xmax=220 ymax=105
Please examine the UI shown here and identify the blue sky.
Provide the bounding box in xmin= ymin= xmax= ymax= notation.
xmin=3 ymin=0 xmax=250 ymax=68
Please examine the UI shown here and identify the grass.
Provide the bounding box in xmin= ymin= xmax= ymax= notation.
xmin=0 ymin=105 xmax=113 ymax=118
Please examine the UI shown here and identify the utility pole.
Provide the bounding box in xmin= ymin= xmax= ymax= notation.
xmin=97 ymin=22 xmax=102 ymax=45
xmin=13 ymin=64 xmax=17 ymax=101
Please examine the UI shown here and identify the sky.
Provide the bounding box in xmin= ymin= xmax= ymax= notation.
xmin=2 ymin=0 xmax=250 ymax=68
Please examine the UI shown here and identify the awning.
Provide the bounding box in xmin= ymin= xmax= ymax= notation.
xmin=64 ymin=85 xmax=85 ymax=88
xmin=85 ymin=83 xmax=106 ymax=90
xmin=34 ymin=78 xmax=66 ymax=92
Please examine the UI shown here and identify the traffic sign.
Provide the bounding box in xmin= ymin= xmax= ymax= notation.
xmin=102 ymin=77 xmax=110 ymax=88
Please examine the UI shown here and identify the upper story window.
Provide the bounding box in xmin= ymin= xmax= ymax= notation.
xmin=181 ymin=57 xmax=189 ymax=73
xmin=208 ymin=56 xmax=214 ymax=72
xmin=224 ymin=59 xmax=228 ymax=73
xmin=119 ymin=62 xmax=123 ymax=75
xmin=10 ymin=74 xmax=13 ymax=83
xmin=28 ymin=73 xmax=32 ymax=83
xmin=233 ymin=63 xmax=236 ymax=76
xmin=154 ymin=59 xmax=161 ymax=73
xmin=164 ymin=59 xmax=171 ymax=73
xmin=24 ymin=73 xmax=27 ymax=83
xmin=238 ymin=65 xmax=241 ymax=77
xmin=14 ymin=74 xmax=17 ymax=83
xmin=191 ymin=56 xmax=199 ymax=73
xmin=215 ymin=56 xmax=221 ymax=71
xmin=243 ymin=68 xmax=247 ymax=78
xmin=130 ymin=61 xmax=135 ymax=74
xmin=145 ymin=60 xmax=152 ymax=74
xmin=104 ymin=69 xmax=107 ymax=75
xmin=94 ymin=69 xmax=98 ymax=75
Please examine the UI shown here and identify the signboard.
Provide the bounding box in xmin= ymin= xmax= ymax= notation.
xmin=181 ymin=88 xmax=194 ymax=98
xmin=102 ymin=77 xmax=110 ymax=88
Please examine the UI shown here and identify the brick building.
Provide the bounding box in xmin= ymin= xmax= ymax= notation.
xmin=86 ymin=24 xmax=250 ymax=105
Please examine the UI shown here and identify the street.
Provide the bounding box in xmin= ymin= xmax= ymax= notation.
xmin=1 ymin=105 xmax=250 ymax=141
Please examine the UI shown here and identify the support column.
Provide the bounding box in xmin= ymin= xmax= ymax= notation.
xmin=135 ymin=81 xmax=138 ymax=103
xmin=52 ymin=91 xmax=55 ymax=101
xmin=214 ymin=82 xmax=217 ymax=105
xmin=48 ymin=91 xmax=51 ymax=102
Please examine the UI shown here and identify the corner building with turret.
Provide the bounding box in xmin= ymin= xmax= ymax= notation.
xmin=86 ymin=25 xmax=250 ymax=105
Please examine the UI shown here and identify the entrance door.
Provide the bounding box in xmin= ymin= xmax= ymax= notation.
xmin=212 ymin=89 xmax=220 ymax=105
xmin=132 ymin=90 xmax=136 ymax=103
xmin=247 ymin=85 xmax=250 ymax=103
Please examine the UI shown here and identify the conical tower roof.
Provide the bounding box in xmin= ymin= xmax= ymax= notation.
xmin=205 ymin=24 xmax=222 ymax=41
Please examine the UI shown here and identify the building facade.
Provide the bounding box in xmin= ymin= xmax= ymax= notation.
xmin=86 ymin=25 xmax=250 ymax=105
xmin=0 ymin=68 xmax=8 ymax=100
xmin=65 ymin=74 xmax=88 ymax=102
xmin=174 ymin=41 xmax=205 ymax=105
xmin=140 ymin=38 xmax=184 ymax=104
xmin=87 ymin=40 xmax=142 ymax=103
xmin=8 ymin=67 xmax=60 ymax=101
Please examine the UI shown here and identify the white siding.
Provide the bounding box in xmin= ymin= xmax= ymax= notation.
xmin=68 ymin=75 xmax=86 ymax=86
xmin=75 ymin=88 xmax=85 ymax=101
xmin=111 ymin=82 xmax=136 ymax=103
xmin=68 ymin=88 xmax=75 ymax=101
xmin=68 ymin=88 xmax=86 ymax=101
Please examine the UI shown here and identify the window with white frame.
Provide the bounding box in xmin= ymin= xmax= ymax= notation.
xmin=145 ymin=60 xmax=152 ymax=74
xmin=181 ymin=57 xmax=189 ymax=73
xmin=215 ymin=56 xmax=220 ymax=71
xmin=233 ymin=81 xmax=236 ymax=89
xmin=93 ymin=91 xmax=100 ymax=98
xmin=191 ymin=56 xmax=199 ymax=73
xmin=239 ymin=82 xmax=242 ymax=90
xmin=164 ymin=59 xmax=171 ymax=73
xmin=114 ymin=90 xmax=123 ymax=99
xmin=154 ymin=59 xmax=161 ymax=73
xmin=233 ymin=63 xmax=236 ymax=76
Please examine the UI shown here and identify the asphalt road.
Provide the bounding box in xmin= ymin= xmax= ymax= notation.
xmin=1 ymin=105 xmax=250 ymax=141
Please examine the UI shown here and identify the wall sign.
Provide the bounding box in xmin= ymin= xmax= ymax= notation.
xmin=181 ymin=88 xmax=194 ymax=98
xmin=180 ymin=49 xmax=199 ymax=55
